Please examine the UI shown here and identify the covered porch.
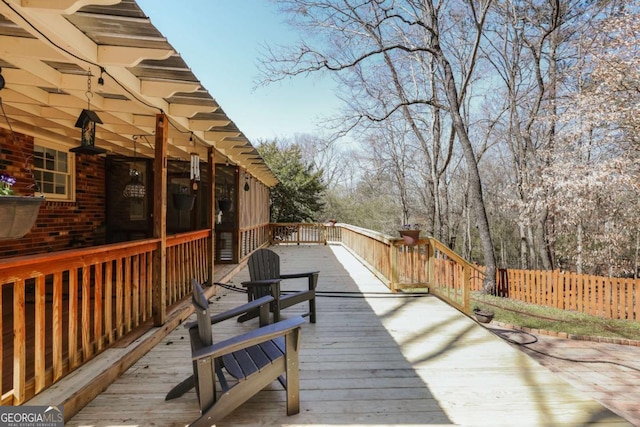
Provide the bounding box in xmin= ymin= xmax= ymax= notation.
xmin=60 ymin=245 xmax=628 ymax=426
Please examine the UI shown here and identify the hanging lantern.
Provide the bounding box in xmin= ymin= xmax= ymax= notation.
xmin=123 ymin=169 xmax=146 ymax=199
xmin=123 ymin=136 xmax=146 ymax=199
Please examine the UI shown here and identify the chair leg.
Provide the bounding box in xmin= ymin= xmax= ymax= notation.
xmin=165 ymin=374 xmax=194 ymax=400
xmin=285 ymin=330 xmax=301 ymax=415
xmin=309 ymin=297 xmax=316 ymax=323
xmin=190 ymin=362 xmax=285 ymax=426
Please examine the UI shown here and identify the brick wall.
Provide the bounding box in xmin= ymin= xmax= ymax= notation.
xmin=0 ymin=128 xmax=106 ymax=258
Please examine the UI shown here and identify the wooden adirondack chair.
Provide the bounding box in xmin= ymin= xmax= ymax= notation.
xmin=166 ymin=279 xmax=304 ymax=426
xmin=240 ymin=248 xmax=319 ymax=323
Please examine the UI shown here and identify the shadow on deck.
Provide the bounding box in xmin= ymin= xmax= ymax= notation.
xmin=60 ymin=245 xmax=629 ymax=426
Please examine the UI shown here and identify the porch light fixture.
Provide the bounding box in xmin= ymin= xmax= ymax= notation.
xmin=71 ymin=71 xmax=106 ymax=155
xmin=123 ymin=136 xmax=146 ymax=199
xmin=244 ymin=172 xmax=250 ymax=191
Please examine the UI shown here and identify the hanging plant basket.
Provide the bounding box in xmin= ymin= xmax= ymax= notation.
xmin=398 ymin=229 xmax=421 ymax=246
xmin=0 ymin=196 xmax=44 ymax=239
xmin=172 ymin=193 xmax=196 ymax=211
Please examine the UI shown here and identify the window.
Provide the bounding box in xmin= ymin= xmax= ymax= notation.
xmin=33 ymin=143 xmax=74 ymax=200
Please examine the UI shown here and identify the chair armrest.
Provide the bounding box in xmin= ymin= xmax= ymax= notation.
xmin=280 ymin=272 xmax=319 ymax=280
xmin=192 ymin=316 xmax=305 ymax=361
xmin=280 ymin=271 xmax=319 ymax=291
xmin=184 ymin=295 xmax=274 ymax=329
xmin=241 ymin=279 xmax=282 ymax=287
xmin=210 ymin=295 xmax=274 ymax=324
xmin=241 ymin=279 xmax=282 ymax=303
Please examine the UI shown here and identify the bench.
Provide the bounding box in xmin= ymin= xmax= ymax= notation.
xmin=166 ymin=279 xmax=304 ymax=426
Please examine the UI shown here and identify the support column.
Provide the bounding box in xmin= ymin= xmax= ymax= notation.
xmin=207 ymin=147 xmax=216 ymax=284
xmin=152 ymin=113 xmax=168 ymax=326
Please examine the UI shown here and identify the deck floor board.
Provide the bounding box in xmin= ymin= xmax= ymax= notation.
xmin=66 ymin=245 xmax=630 ymax=426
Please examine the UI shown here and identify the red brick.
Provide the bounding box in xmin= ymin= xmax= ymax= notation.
xmin=0 ymin=128 xmax=106 ymax=257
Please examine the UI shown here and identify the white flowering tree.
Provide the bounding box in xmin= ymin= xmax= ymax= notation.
xmin=549 ymin=10 xmax=640 ymax=275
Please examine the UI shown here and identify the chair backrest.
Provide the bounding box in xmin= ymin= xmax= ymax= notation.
xmin=248 ymin=248 xmax=281 ymax=281
xmin=192 ymin=279 xmax=212 ymax=346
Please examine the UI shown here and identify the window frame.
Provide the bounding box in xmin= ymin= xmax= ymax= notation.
xmin=33 ymin=140 xmax=75 ymax=201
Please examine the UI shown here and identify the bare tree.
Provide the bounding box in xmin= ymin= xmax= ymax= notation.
xmin=260 ymin=0 xmax=498 ymax=291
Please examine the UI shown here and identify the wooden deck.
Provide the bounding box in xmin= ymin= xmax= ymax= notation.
xmin=65 ymin=245 xmax=630 ymax=426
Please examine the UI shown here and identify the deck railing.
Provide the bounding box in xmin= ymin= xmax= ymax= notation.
xmin=166 ymin=230 xmax=210 ymax=306
xmin=269 ymin=223 xmax=328 ymax=245
xmin=240 ymin=224 xmax=270 ymax=259
xmin=269 ymin=223 xmax=475 ymax=313
xmin=0 ymin=230 xmax=210 ymax=405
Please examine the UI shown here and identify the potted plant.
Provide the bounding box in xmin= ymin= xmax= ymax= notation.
xmin=398 ymin=223 xmax=421 ymax=246
xmin=0 ymin=172 xmax=44 ymax=239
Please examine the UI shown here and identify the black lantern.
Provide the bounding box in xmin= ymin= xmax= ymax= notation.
xmin=71 ymin=109 xmax=106 ymax=154
xmin=123 ymin=136 xmax=146 ymax=199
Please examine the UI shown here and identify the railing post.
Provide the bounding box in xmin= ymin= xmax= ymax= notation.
xmin=390 ymin=242 xmax=399 ymax=292
xmin=427 ymin=238 xmax=435 ymax=289
xmin=462 ymin=264 xmax=470 ymax=312
xmin=13 ymin=280 xmax=26 ymax=403
xmin=152 ymin=113 xmax=168 ymax=326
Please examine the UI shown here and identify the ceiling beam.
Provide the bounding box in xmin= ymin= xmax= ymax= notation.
xmin=98 ymin=45 xmax=173 ymax=67
xmin=20 ymin=0 xmax=121 ymax=15
xmin=140 ymin=80 xmax=201 ymax=98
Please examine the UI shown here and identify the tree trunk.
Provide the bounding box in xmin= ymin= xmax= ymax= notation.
xmin=535 ymin=209 xmax=553 ymax=270
xmin=438 ymin=55 xmax=497 ymax=293
xmin=519 ymin=222 xmax=528 ymax=269
xmin=576 ymin=222 xmax=583 ymax=274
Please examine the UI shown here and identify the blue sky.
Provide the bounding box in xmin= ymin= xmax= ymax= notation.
xmin=136 ymin=0 xmax=341 ymax=143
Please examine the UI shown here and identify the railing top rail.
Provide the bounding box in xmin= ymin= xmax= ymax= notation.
xmin=430 ymin=238 xmax=483 ymax=275
xmin=166 ymin=229 xmax=210 ymax=247
xmin=338 ymin=223 xmax=396 ymax=244
xmin=0 ymin=238 xmax=161 ymax=270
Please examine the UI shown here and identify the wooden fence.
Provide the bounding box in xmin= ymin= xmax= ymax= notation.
xmin=472 ymin=268 xmax=640 ymax=321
